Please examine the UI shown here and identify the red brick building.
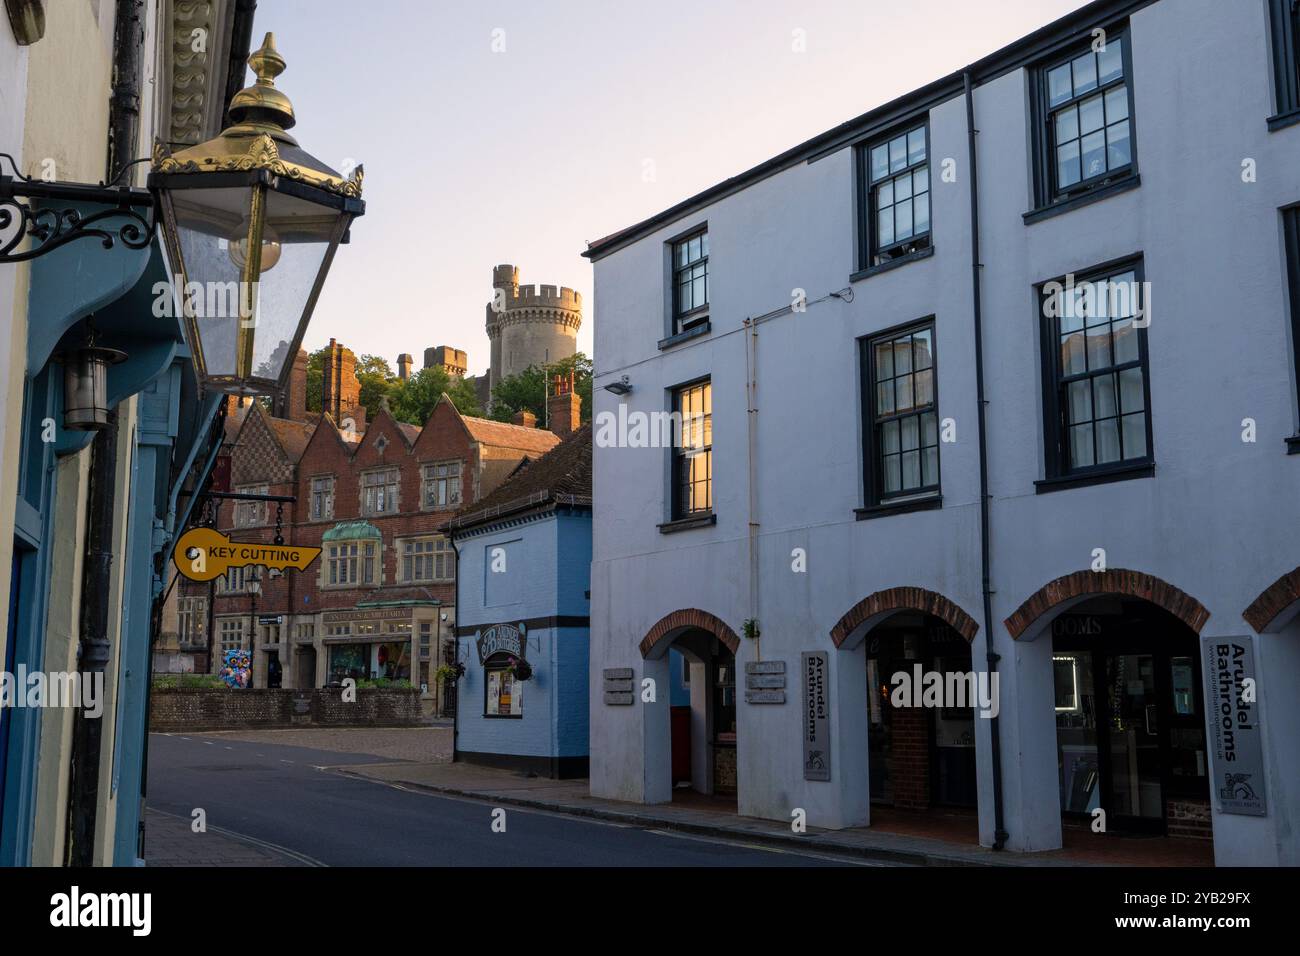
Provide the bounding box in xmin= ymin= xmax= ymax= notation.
xmin=173 ymin=340 xmax=565 ymax=711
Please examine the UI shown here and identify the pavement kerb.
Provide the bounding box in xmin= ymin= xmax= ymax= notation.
xmin=333 ymin=768 xmax=1019 ymax=867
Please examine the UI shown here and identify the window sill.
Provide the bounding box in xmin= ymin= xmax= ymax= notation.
xmin=658 ymin=512 xmax=717 ymax=534
xmin=1034 ymin=461 xmax=1153 ymax=494
xmin=855 ymin=495 xmax=942 ymax=520
xmin=1268 ymin=108 xmax=1300 ymax=133
xmin=850 ymin=245 xmax=934 ymax=283
xmin=1286 ymin=435 xmax=1300 ymax=455
xmin=1023 ymin=175 xmax=1141 ymax=225
xmin=658 ymin=321 xmax=711 ymax=350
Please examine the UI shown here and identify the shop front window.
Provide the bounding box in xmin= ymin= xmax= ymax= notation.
xmin=484 ymin=653 xmax=523 ymax=717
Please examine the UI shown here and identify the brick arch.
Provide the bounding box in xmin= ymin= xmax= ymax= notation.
xmin=1244 ymin=566 xmax=1300 ymax=633
xmin=1004 ymin=568 xmax=1210 ymax=639
xmin=639 ymin=609 xmax=741 ymax=659
xmin=829 ymin=587 xmax=979 ymax=648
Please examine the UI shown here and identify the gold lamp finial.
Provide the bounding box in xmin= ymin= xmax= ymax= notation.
xmin=227 ymin=31 xmax=296 ymax=134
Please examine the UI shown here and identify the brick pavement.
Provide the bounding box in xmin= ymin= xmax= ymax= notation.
xmin=144 ymin=808 xmax=317 ymax=867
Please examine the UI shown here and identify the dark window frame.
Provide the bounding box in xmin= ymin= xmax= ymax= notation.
xmin=1029 ymin=25 xmax=1139 ymax=210
xmin=1268 ymin=0 xmax=1300 ymax=126
xmin=856 ymin=119 xmax=932 ymax=270
xmin=1281 ymin=205 xmax=1300 ymax=446
xmin=669 ymin=376 xmax=713 ymax=521
xmin=1038 ymin=254 xmax=1154 ymax=484
xmin=670 ymin=228 xmax=710 ymax=334
xmin=860 ymin=318 xmax=941 ymax=507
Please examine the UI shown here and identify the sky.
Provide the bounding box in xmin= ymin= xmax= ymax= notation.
xmin=259 ymin=0 xmax=1093 ymax=376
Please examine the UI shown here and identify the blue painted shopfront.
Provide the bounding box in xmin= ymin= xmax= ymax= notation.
xmin=451 ymin=507 xmax=591 ymax=778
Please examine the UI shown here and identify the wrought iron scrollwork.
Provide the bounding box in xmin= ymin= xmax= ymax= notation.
xmin=0 ymin=153 xmax=158 ymax=264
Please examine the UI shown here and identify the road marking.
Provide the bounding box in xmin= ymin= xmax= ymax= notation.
xmin=280 ymin=759 xmax=294 ymax=764
xmin=202 ymin=741 xmax=214 ymax=746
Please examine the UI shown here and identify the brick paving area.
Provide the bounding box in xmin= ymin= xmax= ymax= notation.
xmin=144 ymin=809 xmax=314 ymax=867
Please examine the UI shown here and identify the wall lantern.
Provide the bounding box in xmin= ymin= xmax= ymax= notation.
xmin=0 ymin=32 xmax=363 ymax=401
xmin=150 ymin=33 xmax=365 ymax=395
xmin=603 ymin=375 xmax=632 ymax=395
xmin=61 ymin=323 xmax=127 ymax=430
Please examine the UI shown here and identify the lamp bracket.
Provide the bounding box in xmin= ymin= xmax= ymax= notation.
xmin=0 ymin=153 xmax=157 ymax=264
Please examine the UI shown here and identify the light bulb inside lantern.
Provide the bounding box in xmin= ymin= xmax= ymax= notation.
xmin=227 ymin=232 xmax=282 ymax=271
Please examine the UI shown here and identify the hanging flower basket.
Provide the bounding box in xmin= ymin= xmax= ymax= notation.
xmin=436 ymin=662 xmax=465 ymax=683
xmin=742 ymin=618 xmax=760 ymax=641
xmin=507 ymin=656 xmax=533 ymax=682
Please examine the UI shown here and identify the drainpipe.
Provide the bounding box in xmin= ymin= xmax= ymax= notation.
xmin=65 ymin=0 xmax=146 ymax=868
xmin=448 ymin=534 xmax=461 ymax=758
xmin=106 ymin=0 xmax=145 ymax=184
xmin=964 ymin=70 xmax=1008 ymax=851
xmin=743 ymin=317 xmax=759 ymax=659
xmin=66 ymin=408 xmax=120 ymax=866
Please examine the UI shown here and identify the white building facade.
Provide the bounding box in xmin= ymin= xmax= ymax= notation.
xmin=585 ymin=0 xmax=1300 ymax=865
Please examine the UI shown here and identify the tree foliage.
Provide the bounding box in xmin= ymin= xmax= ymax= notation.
xmin=302 ymin=346 xmax=481 ymax=424
xmin=489 ymin=352 xmax=593 ymax=425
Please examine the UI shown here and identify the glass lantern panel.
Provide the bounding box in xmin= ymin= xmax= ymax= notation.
xmin=168 ymin=186 xmax=256 ymax=381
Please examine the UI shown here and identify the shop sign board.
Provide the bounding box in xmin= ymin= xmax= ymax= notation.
xmin=1201 ymin=636 xmax=1266 ymax=816
xmin=476 ymin=622 xmax=526 ymax=664
xmin=802 ymin=651 xmax=831 ymax=781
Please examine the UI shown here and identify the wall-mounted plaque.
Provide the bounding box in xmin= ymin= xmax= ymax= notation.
xmin=744 ymin=660 xmax=786 ymax=704
xmin=603 ymin=667 xmax=635 ymax=705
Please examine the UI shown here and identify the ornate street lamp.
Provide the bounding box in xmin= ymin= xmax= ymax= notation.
xmin=150 ymin=33 xmax=364 ymax=395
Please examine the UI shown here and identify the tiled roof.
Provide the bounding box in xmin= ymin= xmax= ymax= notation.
xmin=448 ymin=424 xmax=591 ymax=530
xmin=462 ymin=415 xmax=562 ymax=455
xmin=266 ymin=416 xmax=316 ymax=461
xmin=395 ymin=422 xmax=421 ymax=444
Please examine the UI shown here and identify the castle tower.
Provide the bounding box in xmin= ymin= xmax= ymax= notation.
xmin=484 ymin=263 xmax=581 ymax=394
xmin=424 ymin=345 xmax=468 ymax=377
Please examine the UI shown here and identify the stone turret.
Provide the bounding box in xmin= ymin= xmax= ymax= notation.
xmin=484 ymin=263 xmax=581 ymax=394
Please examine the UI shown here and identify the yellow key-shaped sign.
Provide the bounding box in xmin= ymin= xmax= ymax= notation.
xmin=173 ymin=527 xmax=321 ymax=582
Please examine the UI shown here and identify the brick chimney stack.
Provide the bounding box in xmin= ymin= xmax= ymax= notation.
xmin=546 ymin=370 xmax=580 ymax=437
xmin=322 ymin=337 xmax=366 ymax=433
xmin=273 ymin=348 xmax=309 ymax=421
xmin=512 ymin=409 xmax=537 ymax=428
xmin=397 ymin=353 xmax=413 ymax=381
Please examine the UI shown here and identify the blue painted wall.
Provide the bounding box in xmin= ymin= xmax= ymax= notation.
xmin=454 ymin=507 xmax=591 ymax=767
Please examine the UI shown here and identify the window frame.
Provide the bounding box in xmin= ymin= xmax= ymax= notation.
xmin=1030 ymin=25 xmax=1139 ymax=210
xmin=233 ymin=483 xmax=268 ymax=528
xmin=860 ymin=318 xmax=941 ymax=508
xmin=420 ymin=460 xmax=463 ymax=511
xmin=669 ymin=376 xmax=713 ymax=521
xmin=400 ymin=534 xmax=455 ymax=583
xmin=309 ymin=475 xmax=335 ymax=522
xmin=1268 ymin=0 xmax=1300 ymax=126
xmin=670 ymin=228 xmax=710 ymax=334
xmin=857 ymin=119 xmax=932 ymax=270
xmin=1282 ymin=205 xmax=1300 ymax=449
xmin=360 ymin=467 xmax=399 ymax=516
xmin=483 ymin=653 xmax=524 ymax=719
xmin=324 ymin=538 xmax=380 ymax=588
xmin=1037 ymin=254 xmax=1154 ymax=484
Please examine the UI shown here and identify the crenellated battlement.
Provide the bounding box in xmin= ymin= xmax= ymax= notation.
xmin=483 ymin=264 xmax=582 ymax=388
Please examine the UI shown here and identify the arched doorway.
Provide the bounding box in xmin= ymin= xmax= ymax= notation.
xmin=1006 ymin=570 xmax=1214 ymax=842
xmin=831 ymin=589 xmax=982 ymax=835
xmin=641 ymin=610 xmax=740 ymax=808
xmin=1049 ymin=597 xmax=1210 ymax=836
